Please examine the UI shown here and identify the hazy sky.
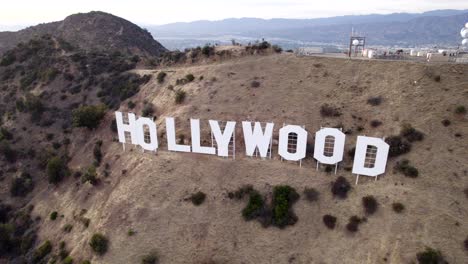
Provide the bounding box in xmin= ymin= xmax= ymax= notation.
xmin=1 ymin=0 xmax=468 ymax=29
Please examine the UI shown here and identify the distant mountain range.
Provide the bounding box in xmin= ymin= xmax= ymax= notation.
xmin=148 ymin=9 xmax=468 ymax=50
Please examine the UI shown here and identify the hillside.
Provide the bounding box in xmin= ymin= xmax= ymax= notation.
xmin=0 ymin=38 xmax=467 ymax=263
xmin=0 ymin=11 xmax=167 ymax=56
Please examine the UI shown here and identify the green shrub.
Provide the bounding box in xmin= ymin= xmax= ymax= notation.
xmin=142 ymin=103 xmax=155 ymax=117
xmin=185 ymin=74 xmax=195 ymax=82
xmin=400 ymin=124 xmax=424 ymax=142
xmin=63 ymin=224 xmax=73 ymax=233
xmin=50 ymin=211 xmax=58 ymax=220
xmin=33 ymin=240 xmax=52 ymax=263
xmin=0 ymin=51 xmax=16 ymax=66
xmin=0 ymin=127 xmax=13 ymax=141
xmin=201 ymin=45 xmax=215 ymax=56
xmin=64 ymin=256 xmax=74 ymax=264
xmin=323 ymin=214 xmax=337 ymax=229
xmin=362 ymin=196 xmax=378 ymax=215
xmin=272 ymin=185 xmax=299 ymax=228
xmin=46 ymin=156 xmax=68 ymax=184
xmin=303 ymin=187 xmax=319 ymax=202
xmin=441 ymin=119 xmax=451 ymax=127
xmin=385 ymin=136 xmax=411 ymax=157
xmin=81 ymin=261 xmax=91 ymax=264
xmin=10 ymin=172 xmax=34 ymax=197
xmin=90 ymin=233 xmax=108 ymax=255
xmin=331 ymin=176 xmax=351 ymax=199
xmin=72 ymin=105 xmax=107 ymax=129
xmin=455 ymin=105 xmax=466 ymax=115
xmin=320 ymin=104 xmax=341 ymax=117
xmin=346 ymin=216 xmax=365 ymax=233
xmin=251 ymin=80 xmax=261 ymax=88
xmin=367 ymin=96 xmax=382 ymax=106
xmin=175 ymin=90 xmax=186 ymax=104
xmin=156 ymin=72 xmax=167 ymax=84
xmin=141 ymin=252 xmax=158 ymax=264
xmin=190 ymin=191 xmax=206 ymax=206
xmin=392 ymin=202 xmax=405 ymax=213
xmin=416 ymin=247 xmax=447 ymax=264
xmin=370 ymin=120 xmax=382 ymax=128
xmin=242 ymin=190 xmax=264 ymax=220
xmin=0 ymin=141 xmax=17 ymax=163
xmin=81 ymin=166 xmax=98 ymax=185
xmin=128 ymin=101 xmax=136 ymax=109
xmin=395 ymin=159 xmax=419 ymax=178
xmin=93 ymin=141 xmax=103 ymax=166
xmin=228 ymin=185 xmax=254 ymax=200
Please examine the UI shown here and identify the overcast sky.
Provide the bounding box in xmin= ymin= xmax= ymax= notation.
xmin=1 ymin=0 xmax=467 ymax=30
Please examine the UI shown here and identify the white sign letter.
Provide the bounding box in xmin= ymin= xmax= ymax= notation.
xmin=209 ymin=120 xmax=236 ymax=157
xmin=166 ymin=117 xmax=191 ymax=153
xmin=352 ymin=136 xmax=389 ymax=177
xmin=190 ymin=119 xmax=215 ymax=155
xmin=115 ymin=111 xmax=138 ymax=145
xmin=278 ymin=125 xmax=307 ymax=161
xmin=135 ymin=117 xmax=158 ymax=151
xmin=313 ymin=128 xmax=346 ymax=164
xmin=242 ymin=121 xmax=274 ymax=158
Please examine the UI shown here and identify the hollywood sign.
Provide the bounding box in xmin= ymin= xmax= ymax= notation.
xmin=115 ymin=112 xmax=390 ymax=181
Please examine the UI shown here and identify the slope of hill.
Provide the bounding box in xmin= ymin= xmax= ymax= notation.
xmin=149 ymin=10 xmax=468 ymax=49
xmin=0 ymin=11 xmax=167 ymax=56
xmin=1 ymin=38 xmax=467 ymax=263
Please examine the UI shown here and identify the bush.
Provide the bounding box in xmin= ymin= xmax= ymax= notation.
xmin=10 ymin=172 xmax=34 ymax=197
xmin=272 ymin=185 xmax=299 ymax=228
xmin=190 ymin=191 xmax=206 ymax=206
xmin=362 ymin=196 xmax=378 ymax=215
xmin=242 ymin=190 xmax=264 ymax=220
xmin=416 ymin=247 xmax=447 ymax=264
xmin=0 ymin=127 xmax=13 ymax=141
xmin=81 ymin=166 xmax=98 ymax=185
xmin=128 ymin=101 xmax=136 ymax=109
xmin=400 ymin=124 xmax=424 ymax=142
xmin=47 ymin=156 xmax=68 ymax=184
xmin=251 ymin=80 xmax=261 ymax=88
xmin=464 ymin=237 xmax=468 ymax=251
xmin=33 ymin=240 xmax=52 ymax=263
xmin=331 ymin=176 xmax=351 ymax=199
xmin=367 ymin=96 xmax=382 ymax=106
xmin=228 ymin=185 xmax=254 ymax=200
xmin=72 ymin=105 xmax=107 ymax=129
xmin=90 ymin=233 xmax=108 ymax=255
xmin=175 ymin=90 xmax=186 ymax=104
xmin=0 ymin=141 xmax=17 ymax=163
xmin=303 ymin=188 xmax=319 ymax=202
xmin=201 ymin=45 xmax=215 ymax=56
xmin=64 ymin=256 xmax=74 ymax=264
xmin=63 ymin=224 xmax=73 ymax=233
xmin=141 ymin=252 xmax=159 ymax=264
xmin=392 ymin=202 xmax=405 ymax=213
xmin=346 ymin=216 xmax=364 ymax=233
xmin=323 ymin=214 xmax=337 ymax=229
xmin=455 ymin=105 xmax=466 ymax=115
xmin=395 ymin=159 xmax=419 ymax=178
xmin=370 ymin=120 xmax=382 ymax=128
xmin=441 ymin=119 xmax=451 ymax=127
xmin=142 ymin=103 xmax=155 ymax=117
xmin=93 ymin=141 xmax=103 ymax=166
xmin=185 ymin=74 xmax=195 ymax=82
xmin=156 ymin=71 xmax=166 ymax=84
xmin=50 ymin=211 xmax=58 ymax=220
xmin=385 ymin=136 xmax=411 ymax=157
xmin=320 ymin=104 xmax=341 ymax=117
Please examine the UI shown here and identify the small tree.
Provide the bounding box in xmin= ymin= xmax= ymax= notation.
xmin=190 ymin=191 xmax=206 ymax=206
xmin=331 ymin=176 xmax=351 ymax=199
xmin=416 ymin=247 xmax=447 ymax=264
xmin=323 ymin=215 xmax=337 ymax=229
xmin=175 ymin=90 xmax=186 ymax=104
xmin=72 ymin=105 xmax=107 ymax=129
xmin=362 ymin=196 xmax=378 ymax=215
xmin=90 ymin=233 xmax=108 ymax=255
xmin=47 ymin=157 xmax=68 ymax=184
xmin=156 ymin=72 xmax=166 ymax=84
